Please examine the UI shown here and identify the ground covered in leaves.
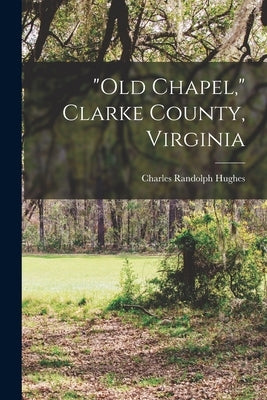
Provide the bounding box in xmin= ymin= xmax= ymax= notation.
xmin=22 ymin=310 xmax=266 ymax=400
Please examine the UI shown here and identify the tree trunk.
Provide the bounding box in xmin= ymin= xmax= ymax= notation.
xmin=176 ymin=200 xmax=183 ymax=229
xmin=84 ymin=200 xmax=90 ymax=231
xmin=158 ymin=200 xmax=165 ymax=244
xmin=151 ymin=200 xmax=156 ymax=243
xmin=182 ymin=244 xmax=196 ymax=299
xmin=176 ymin=230 xmax=196 ymax=300
xmin=229 ymin=200 xmax=237 ymax=235
xmin=70 ymin=200 xmax=78 ymax=232
xmin=97 ymin=0 xmax=132 ymax=61
xmin=29 ymin=0 xmax=65 ymax=61
xmin=127 ymin=200 xmax=131 ymax=247
xmin=37 ymin=199 xmax=45 ymax=248
xmin=262 ymin=0 xmax=267 ymax=25
xmin=97 ymin=199 xmax=105 ymax=248
xmin=140 ymin=221 xmax=147 ymax=240
xmin=24 ymin=199 xmax=37 ymax=221
xmin=109 ymin=200 xmax=123 ymax=249
xmin=169 ymin=199 xmax=177 ymax=239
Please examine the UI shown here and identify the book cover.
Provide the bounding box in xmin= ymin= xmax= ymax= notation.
xmin=22 ymin=1 xmax=267 ymax=399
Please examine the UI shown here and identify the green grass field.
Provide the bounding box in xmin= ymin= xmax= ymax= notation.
xmin=22 ymin=254 xmax=161 ymax=316
xmin=22 ymin=254 xmax=266 ymax=400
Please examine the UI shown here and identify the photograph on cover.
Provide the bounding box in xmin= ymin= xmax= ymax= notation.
xmin=22 ymin=1 xmax=267 ymax=399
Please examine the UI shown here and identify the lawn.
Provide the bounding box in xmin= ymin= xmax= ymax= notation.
xmin=22 ymin=254 xmax=160 ymax=312
xmin=22 ymin=254 xmax=266 ymax=400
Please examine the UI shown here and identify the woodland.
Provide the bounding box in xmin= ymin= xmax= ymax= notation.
xmin=22 ymin=1 xmax=267 ymax=399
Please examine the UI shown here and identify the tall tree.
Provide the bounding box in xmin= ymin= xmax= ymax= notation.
xmin=262 ymin=0 xmax=267 ymax=25
xmin=37 ymin=199 xmax=45 ymax=247
xmin=168 ymin=199 xmax=177 ymax=239
xmin=24 ymin=0 xmax=65 ymax=61
xmin=97 ymin=199 xmax=105 ymax=248
xmin=97 ymin=0 xmax=132 ymax=61
xmin=22 ymin=0 xmax=267 ymax=62
xmin=109 ymin=200 xmax=123 ymax=249
xmin=83 ymin=200 xmax=90 ymax=231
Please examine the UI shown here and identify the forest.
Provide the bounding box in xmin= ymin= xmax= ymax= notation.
xmin=22 ymin=1 xmax=267 ymax=399
xmin=22 ymin=0 xmax=267 ymax=63
xmin=22 ymin=199 xmax=266 ymax=254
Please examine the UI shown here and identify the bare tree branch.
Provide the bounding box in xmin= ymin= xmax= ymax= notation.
xmin=48 ymin=21 xmax=80 ymax=48
xmin=28 ymin=0 xmax=65 ymax=62
xmin=123 ymin=304 xmax=159 ymax=318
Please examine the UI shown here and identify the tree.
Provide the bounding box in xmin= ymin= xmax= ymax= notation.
xmin=97 ymin=0 xmax=132 ymax=61
xmin=37 ymin=199 xmax=45 ymax=248
xmin=22 ymin=2 xmax=267 ymax=255
xmin=23 ymin=0 xmax=65 ymax=61
xmin=168 ymin=200 xmax=184 ymax=239
xmin=168 ymin=200 xmax=177 ymax=240
xmin=97 ymin=199 xmax=105 ymax=248
xmin=152 ymin=203 xmax=265 ymax=306
xmin=261 ymin=0 xmax=267 ymax=25
xmin=22 ymin=0 xmax=267 ymax=63
xmin=109 ymin=200 xmax=123 ymax=249
xmin=174 ymin=230 xmax=197 ymax=300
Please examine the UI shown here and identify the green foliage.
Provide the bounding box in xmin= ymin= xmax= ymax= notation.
xmin=44 ymin=234 xmax=63 ymax=252
xmin=138 ymin=376 xmax=165 ymax=387
xmin=255 ymin=236 xmax=267 ymax=257
xmin=77 ymin=297 xmax=87 ymax=306
xmin=184 ymin=342 xmax=212 ymax=357
xmin=22 ymin=224 xmax=39 ymax=252
xmin=22 ymin=0 xmax=267 ymax=63
xmin=226 ymin=247 xmax=262 ymax=301
xmin=100 ymin=372 xmax=123 ymax=388
xmin=138 ymin=314 xmax=158 ymax=327
xmin=39 ymin=358 xmax=71 ymax=368
xmin=155 ymin=314 xmax=192 ymax=338
xmin=63 ymin=392 xmax=81 ymax=399
xmin=190 ymin=372 xmax=204 ymax=382
xmin=106 ymin=258 xmax=141 ymax=310
xmin=172 ymin=229 xmax=197 ymax=250
xmin=148 ymin=209 xmax=265 ymax=308
xmin=120 ymin=258 xmax=140 ymax=299
xmin=23 ymin=255 xmax=158 ymax=318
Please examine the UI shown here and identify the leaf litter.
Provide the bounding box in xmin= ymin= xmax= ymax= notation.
xmin=22 ymin=313 xmax=266 ymax=399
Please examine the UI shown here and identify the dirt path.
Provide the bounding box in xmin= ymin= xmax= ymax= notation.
xmin=22 ymin=315 xmax=266 ymax=399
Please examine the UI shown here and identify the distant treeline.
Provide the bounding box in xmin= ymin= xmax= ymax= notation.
xmin=22 ymin=199 xmax=267 ymax=253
